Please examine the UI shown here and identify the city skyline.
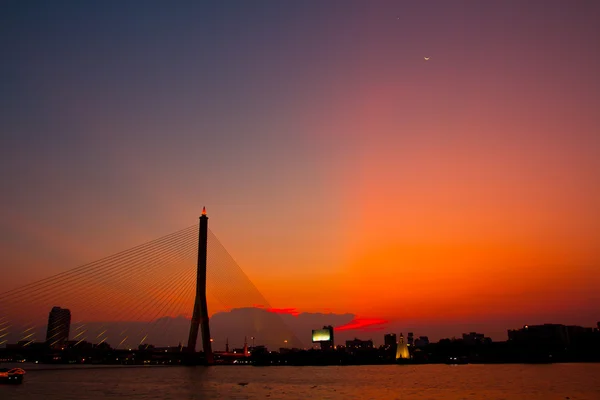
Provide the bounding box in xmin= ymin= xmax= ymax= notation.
xmin=1 ymin=0 xmax=600 ymax=342
xmin=5 ymin=304 xmax=599 ymax=351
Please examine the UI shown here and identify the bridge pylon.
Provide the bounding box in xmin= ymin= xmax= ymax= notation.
xmin=187 ymin=207 xmax=214 ymax=365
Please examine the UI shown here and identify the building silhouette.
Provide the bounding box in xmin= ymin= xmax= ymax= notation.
xmin=508 ymin=324 xmax=594 ymax=348
xmin=45 ymin=306 xmax=71 ymax=349
xmin=345 ymin=338 xmax=373 ymax=350
xmin=384 ymin=333 xmax=397 ymax=348
xmin=414 ymin=336 xmax=429 ymax=348
xmin=407 ymin=332 xmax=414 ymax=346
xmin=508 ymin=324 xmax=568 ymax=347
xmin=323 ymin=325 xmax=334 ymax=350
xmin=462 ymin=332 xmax=491 ymax=345
xmin=312 ymin=325 xmax=334 ymax=350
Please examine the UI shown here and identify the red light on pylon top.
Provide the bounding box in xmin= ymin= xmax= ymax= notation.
xmin=202 ymin=207 xmax=207 ymax=216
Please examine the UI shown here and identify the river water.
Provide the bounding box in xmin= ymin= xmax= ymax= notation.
xmin=3 ymin=363 xmax=600 ymax=399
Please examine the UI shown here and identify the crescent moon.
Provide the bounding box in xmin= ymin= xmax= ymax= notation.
xmin=424 ymin=57 xmax=430 ymax=61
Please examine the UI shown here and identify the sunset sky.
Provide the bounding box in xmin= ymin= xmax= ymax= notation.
xmin=1 ymin=1 xmax=599 ymax=340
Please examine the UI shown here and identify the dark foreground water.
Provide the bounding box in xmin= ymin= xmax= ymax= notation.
xmin=2 ymin=363 xmax=600 ymax=399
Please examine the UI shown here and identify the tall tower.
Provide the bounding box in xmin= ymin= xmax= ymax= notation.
xmin=396 ymin=332 xmax=410 ymax=360
xmin=46 ymin=306 xmax=71 ymax=350
xmin=187 ymin=207 xmax=214 ymax=365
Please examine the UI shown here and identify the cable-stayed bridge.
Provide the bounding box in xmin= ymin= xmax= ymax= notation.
xmin=0 ymin=209 xmax=303 ymax=365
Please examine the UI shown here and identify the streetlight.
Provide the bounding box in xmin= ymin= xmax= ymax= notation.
xmin=251 ymin=336 xmax=255 ymax=348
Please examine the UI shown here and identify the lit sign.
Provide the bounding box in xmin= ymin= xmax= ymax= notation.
xmin=312 ymin=329 xmax=331 ymax=342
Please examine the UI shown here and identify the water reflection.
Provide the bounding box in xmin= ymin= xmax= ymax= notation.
xmin=3 ymin=364 xmax=600 ymax=399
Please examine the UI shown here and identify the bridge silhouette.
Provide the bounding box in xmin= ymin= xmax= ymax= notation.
xmin=0 ymin=209 xmax=303 ymax=364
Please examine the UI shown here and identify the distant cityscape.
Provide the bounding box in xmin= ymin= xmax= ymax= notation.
xmin=1 ymin=306 xmax=599 ymax=366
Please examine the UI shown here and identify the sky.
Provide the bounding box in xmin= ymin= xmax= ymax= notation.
xmin=1 ymin=0 xmax=599 ymax=341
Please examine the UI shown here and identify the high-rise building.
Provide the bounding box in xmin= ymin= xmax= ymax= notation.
xmin=407 ymin=332 xmax=414 ymax=346
xmin=313 ymin=325 xmax=334 ymax=350
xmin=45 ymin=306 xmax=71 ymax=349
xmin=384 ymin=333 xmax=397 ymax=347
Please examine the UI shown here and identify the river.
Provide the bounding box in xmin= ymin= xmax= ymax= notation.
xmin=3 ymin=363 xmax=600 ymax=399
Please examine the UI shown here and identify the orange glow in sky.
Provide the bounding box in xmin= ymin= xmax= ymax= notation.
xmin=1 ymin=1 xmax=599 ymax=341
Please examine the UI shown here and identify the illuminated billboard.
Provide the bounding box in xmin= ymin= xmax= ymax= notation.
xmin=312 ymin=329 xmax=332 ymax=342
